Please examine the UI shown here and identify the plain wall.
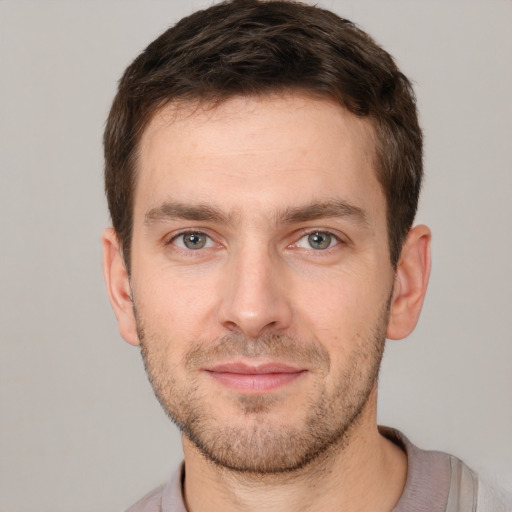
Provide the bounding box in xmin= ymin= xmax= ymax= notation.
xmin=1 ymin=1 xmax=511 ymax=510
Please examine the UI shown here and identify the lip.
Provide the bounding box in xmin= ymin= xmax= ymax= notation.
xmin=204 ymin=362 xmax=307 ymax=393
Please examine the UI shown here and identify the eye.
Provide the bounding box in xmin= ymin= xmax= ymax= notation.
xmin=172 ymin=231 xmax=215 ymax=250
xmin=295 ymin=231 xmax=339 ymax=250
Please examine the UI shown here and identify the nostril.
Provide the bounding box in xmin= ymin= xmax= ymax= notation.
xmin=223 ymin=320 xmax=240 ymax=333
xmin=216 ymin=269 xmax=293 ymax=338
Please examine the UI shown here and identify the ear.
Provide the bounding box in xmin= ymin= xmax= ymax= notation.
xmin=102 ymin=228 xmax=140 ymax=346
xmin=387 ymin=225 xmax=431 ymax=340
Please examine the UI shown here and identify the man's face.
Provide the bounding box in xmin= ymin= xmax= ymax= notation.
xmin=129 ymin=94 xmax=395 ymax=473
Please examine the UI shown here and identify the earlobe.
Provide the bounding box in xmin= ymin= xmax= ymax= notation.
xmin=102 ymin=228 xmax=140 ymax=346
xmin=386 ymin=225 xmax=431 ymax=340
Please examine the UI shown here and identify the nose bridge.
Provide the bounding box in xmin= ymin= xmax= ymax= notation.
xmin=218 ymin=239 xmax=292 ymax=337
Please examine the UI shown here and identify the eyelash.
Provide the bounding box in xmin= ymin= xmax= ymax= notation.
xmin=291 ymin=230 xmax=342 ymax=251
xmin=167 ymin=230 xmax=217 ymax=251
xmin=166 ymin=229 xmax=343 ymax=253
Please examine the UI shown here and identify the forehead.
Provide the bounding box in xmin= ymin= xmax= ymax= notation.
xmin=135 ymin=93 xmax=382 ymax=219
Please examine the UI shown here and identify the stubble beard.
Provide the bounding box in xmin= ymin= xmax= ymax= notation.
xmin=137 ymin=303 xmax=389 ymax=475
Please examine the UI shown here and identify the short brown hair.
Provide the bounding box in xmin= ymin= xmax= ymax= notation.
xmin=104 ymin=0 xmax=422 ymax=270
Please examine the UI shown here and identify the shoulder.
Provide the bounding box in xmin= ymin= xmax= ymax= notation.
xmin=381 ymin=427 xmax=512 ymax=512
xmin=124 ymin=464 xmax=186 ymax=512
xmin=438 ymin=456 xmax=512 ymax=512
xmin=476 ymin=475 xmax=512 ymax=512
xmin=125 ymin=483 xmax=166 ymax=512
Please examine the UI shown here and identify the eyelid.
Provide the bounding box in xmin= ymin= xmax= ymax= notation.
xmin=289 ymin=229 xmax=346 ymax=251
xmin=166 ymin=229 xmax=218 ymax=250
xmin=163 ymin=227 xmax=347 ymax=252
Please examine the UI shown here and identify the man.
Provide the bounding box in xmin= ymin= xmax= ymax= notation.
xmin=101 ymin=1 xmax=509 ymax=511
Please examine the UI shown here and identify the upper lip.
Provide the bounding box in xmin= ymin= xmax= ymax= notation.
xmin=204 ymin=362 xmax=305 ymax=374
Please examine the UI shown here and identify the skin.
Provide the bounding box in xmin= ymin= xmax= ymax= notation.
xmin=103 ymin=93 xmax=431 ymax=512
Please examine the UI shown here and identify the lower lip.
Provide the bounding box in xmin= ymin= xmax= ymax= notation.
xmin=206 ymin=371 xmax=306 ymax=393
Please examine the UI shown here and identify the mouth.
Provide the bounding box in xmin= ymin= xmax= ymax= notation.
xmin=203 ymin=361 xmax=307 ymax=393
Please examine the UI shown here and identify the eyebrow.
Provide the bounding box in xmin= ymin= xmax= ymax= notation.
xmin=279 ymin=199 xmax=369 ymax=227
xmin=144 ymin=202 xmax=233 ymax=226
xmin=144 ymin=198 xmax=369 ymax=228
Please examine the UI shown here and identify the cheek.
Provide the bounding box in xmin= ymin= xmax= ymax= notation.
xmin=133 ymin=265 xmax=221 ymax=340
xmin=293 ymin=263 xmax=376 ymax=316
xmin=292 ymin=269 xmax=385 ymax=349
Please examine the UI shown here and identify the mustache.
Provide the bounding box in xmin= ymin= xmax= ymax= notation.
xmin=183 ymin=333 xmax=331 ymax=371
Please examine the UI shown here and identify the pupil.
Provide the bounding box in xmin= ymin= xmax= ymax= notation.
xmin=184 ymin=233 xmax=206 ymax=249
xmin=308 ymin=232 xmax=331 ymax=250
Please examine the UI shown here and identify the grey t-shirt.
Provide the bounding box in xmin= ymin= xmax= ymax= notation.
xmin=382 ymin=427 xmax=477 ymax=512
xmin=125 ymin=428 xmax=503 ymax=512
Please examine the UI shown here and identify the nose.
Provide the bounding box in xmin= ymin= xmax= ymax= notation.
xmin=217 ymin=245 xmax=293 ymax=338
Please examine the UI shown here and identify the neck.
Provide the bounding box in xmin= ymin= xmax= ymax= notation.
xmin=182 ymin=391 xmax=407 ymax=512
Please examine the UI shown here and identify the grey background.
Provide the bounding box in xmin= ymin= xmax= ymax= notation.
xmin=1 ymin=1 xmax=511 ymax=511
